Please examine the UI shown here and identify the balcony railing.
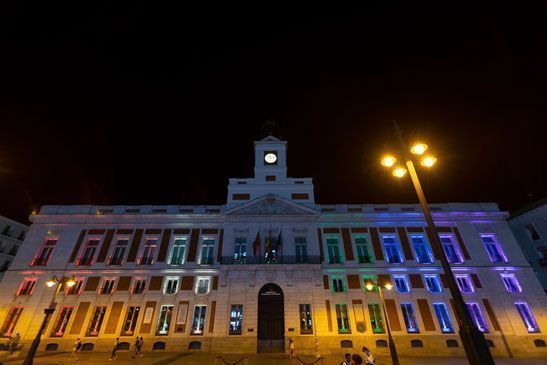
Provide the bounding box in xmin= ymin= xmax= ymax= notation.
xmin=138 ymin=256 xmax=154 ymax=265
xmin=327 ymin=256 xmax=342 ymax=264
xmin=221 ymin=255 xmax=321 ymax=265
xmin=75 ymin=257 xmax=94 ymax=266
xmin=31 ymin=257 xmax=49 ymax=266
xmin=107 ymin=257 xmax=124 ymax=266
xmin=168 ymin=257 xmax=185 ymax=266
xmin=199 ymin=257 xmax=214 ymax=265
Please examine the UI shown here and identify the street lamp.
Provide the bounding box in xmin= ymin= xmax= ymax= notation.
xmin=23 ymin=275 xmax=75 ymax=365
xmin=380 ymin=125 xmax=495 ymax=365
xmin=364 ymin=279 xmax=399 ymax=365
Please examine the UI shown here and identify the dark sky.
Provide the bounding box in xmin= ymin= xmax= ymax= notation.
xmin=1 ymin=2 xmax=546 ymax=224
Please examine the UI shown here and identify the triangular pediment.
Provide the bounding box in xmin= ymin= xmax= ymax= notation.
xmin=225 ymin=194 xmax=318 ymax=216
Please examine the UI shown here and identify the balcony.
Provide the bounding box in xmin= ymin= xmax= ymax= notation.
xmin=221 ymin=255 xmax=321 ymax=265
xmin=138 ymin=256 xmax=154 ymax=266
xmin=107 ymin=257 xmax=124 ymax=266
xmin=75 ymin=257 xmax=94 ymax=266
xmin=31 ymin=257 xmax=49 ymax=266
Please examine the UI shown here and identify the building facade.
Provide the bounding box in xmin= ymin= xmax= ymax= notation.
xmin=0 ymin=136 xmax=545 ymax=358
xmin=0 ymin=216 xmax=28 ymax=280
xmin=509 ymin=199 xmax=547 ymax=293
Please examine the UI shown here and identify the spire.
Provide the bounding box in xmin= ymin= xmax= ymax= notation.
xmin=260 ymin=118 xmax=281 ymax=139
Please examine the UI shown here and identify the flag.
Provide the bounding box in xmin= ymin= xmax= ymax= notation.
xmin=252 ymin=232 xmax=260 ymax=255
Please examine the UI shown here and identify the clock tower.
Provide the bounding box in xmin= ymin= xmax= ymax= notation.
xmin=226 ymin=135 xmax=315 ymax=207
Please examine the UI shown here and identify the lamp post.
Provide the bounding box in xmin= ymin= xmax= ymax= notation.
xmin=380 ymin=126 xmax=495 ymax=365
xmin=23 ymin=275 xmax=75 ymax=365
xmin=365 ymin=279 xmax=399 ymax=365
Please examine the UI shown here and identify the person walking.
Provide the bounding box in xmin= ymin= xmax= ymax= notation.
xmin=110 ymin=338 xmax=120 ymax=360
xmin=138 ymin=337 xmax=144 ymax=357
xmin=288 ymin=338 xmax=295 ymax=360
xmin=360 ymin=347 xmax=375 ymax=365
xmin=132 ymin=337 xmax=139 ymax=358
xmin=7 ymin=337 xmax=13 ymax=355
xmin=314 ymin=338 xmax=320 ymax=358
xmin=351 ymin=354 xmax=363 ymax=365
xmin=12 ymin=334 xmax=20 ymax=353
xmin=71 ymin=338 xmax=82 ymax=359
xmin=338 ymin=353 xmax=351 ymax=365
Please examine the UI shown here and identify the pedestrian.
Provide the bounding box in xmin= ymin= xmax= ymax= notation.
xmin=138 ymin=337 xmax=144 ymax=357
xmin=314 ymin=338 xmax=320 ymax=358
xmin=132 ymin=336 xmax=139 ymax=358
xmin=288 ymin=338 xmax=295 ymax=360
xmin=110 ymin=338 xmax=120 ymax=360
xmin=338 ymin=353 xmax=351 ymax=365
xmin=351 ymin=354 xmax=363 ymax=365
xmin=360 ymin=347 xmax=375 ymax=365
xmin=7 ymin=337 xmax=13 ymax=355
xmin=13 ymin=334 xmax=20 ymax=352
xmin=71 ymin=338 xmax=82 ymax=359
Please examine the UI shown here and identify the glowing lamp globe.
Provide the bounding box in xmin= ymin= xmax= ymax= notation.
xmin=421 ymin=156 xmax=437 ymax=167
xmin=46 ymin=280 xmax=56 ymax=288
xmin=384 ymin=283 xmax=393 ymax=291
xmin=392 ymin=167 xmax=407 ymax=178
xmin=410 ymin=143 xmax=428 ymax=155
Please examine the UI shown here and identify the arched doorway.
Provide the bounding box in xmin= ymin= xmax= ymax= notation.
xmin=257 ymin=283 xmax=285 ymax=353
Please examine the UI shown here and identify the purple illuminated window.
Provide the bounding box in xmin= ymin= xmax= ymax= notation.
xmin=515 ymin=302 xmax=540 ymax=333
xmin=467 ymin=303 xmax=488 ymax=333
xmin=501 ymin=274 xmax=522 ymax=293
xmin=481 ymin=235 xmax=507 ymax=263
xmin=456 ymin=275 xmax=474 ymax=293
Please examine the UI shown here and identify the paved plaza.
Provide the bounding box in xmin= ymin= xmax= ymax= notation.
xmin=1 ymin=351 xmax=546 ymax=365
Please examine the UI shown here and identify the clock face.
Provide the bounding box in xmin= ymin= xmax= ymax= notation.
xmin=264 ymin=153 xmax=277 ymax=164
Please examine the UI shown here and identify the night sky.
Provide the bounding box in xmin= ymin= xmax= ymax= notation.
xmin=1 ymin=3 xmax=546 ymax=224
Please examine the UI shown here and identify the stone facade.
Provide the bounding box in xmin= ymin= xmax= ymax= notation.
xmin=0 ymin=215 xmax=28 ymax=280
xmin=0 ymin=136 xmax=545 ymax=358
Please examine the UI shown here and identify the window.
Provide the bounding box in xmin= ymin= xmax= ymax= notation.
xmin=121 ymin=306 xmax=140 ymax=336
xmin=501 ymin=274 xmax=522 ymax=293
xmin=382 ymin=236 xmax=402 ymax=263
xmin=101 ymin=279 xmax=115 ymax=295
xmin=331 ymin=276 xmax=346 ymax=293
xmin=335 ymin=304 xmax=351 ymax=333
xmin=1 ymin=307 xmax=23 ymax=336
xmin=433 ymin=303 xmax=454 ymax=333
xmin=51 ymin=306 xmax=73 ymax=337
xmin=17 ymin=278 xmax=37 ymax=296
xmin=233 ymin=238 xmax=247 ymax=264
xmin=77 ymin=239 xmax=99 ymax=266
xmin=169 ymin=238 xmax=187 ymax=265
xmin=411 ymin=235 xmax=433 ymax=263
xmin=355 ymin=237 xmax=373 ymax=263
xmin=299 ymin=304 xmax=313 ymax=334
xmin=401 ymin=303 xmax=419 ymax=333
xmin=229 ymin=304 xmax=243 ymax=335
xmin=200 ymin=239 xmax=215 ymax=265
xmin=65 ymin=279 xmax=83 ymax=295
xmin=32 ymin=238 xmax=57 ymax=265
xmin=481 ymin=235 xmax=507 ymax=263
xmin=440 ymin=236 xmax=463 ymax=263
xmin=524 ymin=224 xmax=540 ymax=241
xmin=157 ymin=305 xmax=174 ymax=335
xmin=326 ymin=237 xmax=342 ymax=264
xmin=191 ymin=305 xmax=207 ymax=335
xmin=132 ymin=279 xmax=146 ymax=295
xmin=393 ymin=275 xmax=410 ymax=293
xmin=195 ymin=277 xmax=211 ymax=295
xmin=163 ymin=277 xmax=179 ymax=295
xmin=368 ymin=304 xmax=384 ymax=333
xmin=2 ymin=225 xmax=12 ymax=236
xmin=87 ymin=306 xmax=107 ymax=336
xmin=108 ymin=238 xmax=128 ymax=265
xmin=467 ymin=303 xmax=488 ymax=332
xmin=455 ymin=275 xmax=474 ymax=293
xmin=424 ymin=275 xmax=442 ymax=293
xmin=139 ymin=239 xmax=157 ymax=265
xmin=515 ymin=302 xmax=540 ymax=333
xmin=295 ymin=237 xmax=308 ymax=263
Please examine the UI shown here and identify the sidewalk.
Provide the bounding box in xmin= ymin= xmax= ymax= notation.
xmin=2 ymin=351 xmax=546 ymax=365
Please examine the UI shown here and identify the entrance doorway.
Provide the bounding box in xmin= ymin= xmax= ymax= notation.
xmin=257 ymin=283 xmax=285 ymax=353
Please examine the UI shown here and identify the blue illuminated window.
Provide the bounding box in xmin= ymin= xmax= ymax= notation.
xmin=501 ymin=274 xmax=521 ymax=293
xmin=401 ymin=303 xmax=419 ymax=333
xmin=440 ymin=236 xmax=463 ymax=264
xmin=433 ymin=303 xmax=454 ymax=333
xmin=382 ymin=236 xmax=402 ymax=264
xmin=424 ymin=275 xmax=442 ymax=293
xmin=455 ymin=275 xmax=474 ymax=293
xmin=392 ymin=275 xmax=410 ymax=293
xmin=481 ymin=235 xmax=507 ymax=263
xmin=233 ymin=238 xmax=247 ymax=264
xmin=411 ymin=235 xmax=433 ymax=263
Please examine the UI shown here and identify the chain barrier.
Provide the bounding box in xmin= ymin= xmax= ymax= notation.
xmin=294 ymin=356 xmax=324 ymax=365
xmin=216 ymin=356 xmax=247 ymax=365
